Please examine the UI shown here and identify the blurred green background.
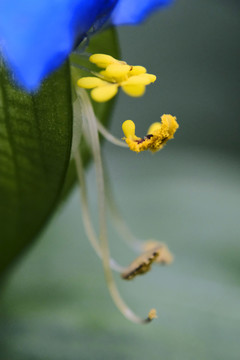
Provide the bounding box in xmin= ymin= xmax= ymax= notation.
xmin=1 ymin=0 xmax=240 ymax=359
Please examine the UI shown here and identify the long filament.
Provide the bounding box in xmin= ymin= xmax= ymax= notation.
xmin=104 ymin=165 xmax=143 ymax=252
xmin=78 ymin=88 xmax=155 ymax=324
xmin=97 ymin=121 xmax=128 ymax=148
xmin=74 ymin=149 xmax=124 ymax=273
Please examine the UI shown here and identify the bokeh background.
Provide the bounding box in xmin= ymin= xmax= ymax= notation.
xmin=1 ymin=0 xmax=240 ymax=359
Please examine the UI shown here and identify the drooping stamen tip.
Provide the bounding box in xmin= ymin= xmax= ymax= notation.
xmin=121 ymin=250 xmax=159 ymax=280
xmin=147 ymin=308 xmax=158 ymax=321
xmin=142 ymin=241 xmax=174 ymax=265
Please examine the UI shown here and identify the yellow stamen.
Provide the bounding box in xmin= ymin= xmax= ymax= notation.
xmin=121 ymin=249 xmax=160 ymax=280
xmin=77 ymin=53 xmax=157 ymax=102
xmin=141 ymin=241 xmax=174 ymax=265
xmin=122 ymin=120 xmax=137 ymax=139
xmin=123 ymin=73 xmax=156 ymax=85
xmin=147 ymin=122 xmax=161 ymax=134
xmin=121 ymin=74 xmax=156 ymax=96
xmin=122 ymin=84 xmax=146 ymax=97
xmin=77 ymin=77 xmax=107 ymax=89
xmin=148 ymin=309 xmax=157 ymax=320
xmin=101 ymin=64 xmax=131 ymax=81
xmin=148 ymin=114 xmax=179 ymax=152
xmin=89 ymin=54 xmax=120 ymax=68
xmin=122 ymin=115 xmax=179 ymax=153
xmin=129 ymin=66 xmax=147 ymax=76
xmin=91 ymin=84 xmax=118 ymax=102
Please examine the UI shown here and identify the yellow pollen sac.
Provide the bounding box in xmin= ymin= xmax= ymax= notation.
xmin=142 ymin=240 xmax=174 ymax=265
xmin=77 ymin=77 xmax=107 ymax=89
xmin=91 ymin=84 xmax=118 ymax=102
xmin=121 ymin=249 xmax=160 ymax=280
xmin=77 ymin=53 xmax=157 ymax=102
xmin=122 ymin=115 xmax=179 ymax=153
xmin=148 ymin=114 xmax=179 ymax=152
xmin=100 ymin=63 xmax=131 ymax=82
xmin=122 ymin=120 xmax=137 ymax=139
xmin=89 ymin=54 xmax=120 ymax=68
xmin=121 ymin=74 xmax=156 ymax=97
xmin=129 ymin=66 xmax=147 ymax=76
xmin=147 ymin=122 xmax=162 ymax=134
xmin=123 ymin=74 xmax=156 ymax=86
xmin=122 ymin=84 xmax=146 ymax=97
xmin=148 ymin=309 xmax=157 ymax=320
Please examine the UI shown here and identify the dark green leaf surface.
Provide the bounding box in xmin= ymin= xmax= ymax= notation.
xmin=0 ymin=62 xmax=73 ymax=275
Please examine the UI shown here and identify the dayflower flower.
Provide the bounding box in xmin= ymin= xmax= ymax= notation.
xmin=0 ymin=0 xmax=173 ymax=92
xmin=122 ymin=114 xmax=179 ymax=153
xmin=77 ymin=53 xmax=156 ymax=102
xmin=0 ymin=0 xmax=177 ymax=323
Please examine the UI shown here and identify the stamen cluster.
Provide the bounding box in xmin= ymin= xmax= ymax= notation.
xmin=75 ymin=52 xmax=179 ymax=324
xmin=77 ymin=54 xmax=156 ymax=102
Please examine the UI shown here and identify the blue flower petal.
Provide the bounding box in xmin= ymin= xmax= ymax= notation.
xmin=111 ymin=0 xmax=173 ymax=25
xmin=0 ymin=0 xmax=116 ymax=91
xmin=0 ymin=0 xmax=173 ymax=92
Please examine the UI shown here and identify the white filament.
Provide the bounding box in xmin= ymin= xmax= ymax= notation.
xmin=76 ymin=88 xmax=154 ymax=324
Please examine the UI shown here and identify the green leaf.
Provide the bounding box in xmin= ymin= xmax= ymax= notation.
xmin=0 ymin=27 xmax=120 ymax=277
xmin=0 ymin=62 xmax=73 ymax=276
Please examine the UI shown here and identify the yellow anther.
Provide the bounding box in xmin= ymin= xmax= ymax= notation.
xmin=129 ymin=66 xmax=147 ymax=76
xmin=144 ymin=74 xmax=157 ymax=83
xmin=122 ymin=114 xmax=179 ymax=153
xmin=122 ymin=74 xmax=156 ymax=86
xmin=91 ymin=84 xmax=118 ymax=102
xmin=147 ymin=122 xmax=161 ymax=134
xmin=163 ymin=114 xmax=179 ymax=139
xmin=89 ymin=54 xmax=118 ymax=68
xmin=148 ymin=309 xmax=157 ymax=320
xmin=142 ymin=241 xmax=174 ymax=265
xmin=121 ymin=249 xmax=160 ymax=280
xmin=122 ymin=120 xmax=136 ymax=139
xmin=101 ymin=64 xmax=131 ymax=81
xmin=77 ymin=77 xmax=106 ymax=89
xmin=121 ymin=74 xmax=156 ymax=97
xmin=122 ymin=84 xmax=146 ymax=97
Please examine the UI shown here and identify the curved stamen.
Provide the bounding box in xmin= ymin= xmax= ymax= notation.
xmin=74 ymin=148 xmax=124 ymax=273
xmin=103 ymin=165 xmax=143 ymax=252
xmin=104 ymin=166 xmax=174 ymax=269
xmin=78 ymin=88 xmax=156 ymax=324
xmin=97 ymin=121 xmax=128 ymax=148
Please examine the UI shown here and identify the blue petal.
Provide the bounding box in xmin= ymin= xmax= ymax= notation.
xmin=0 ymin=0 xmax=116 ymax=91
xmin=111 ymin=0 xmax=173 ymax=25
